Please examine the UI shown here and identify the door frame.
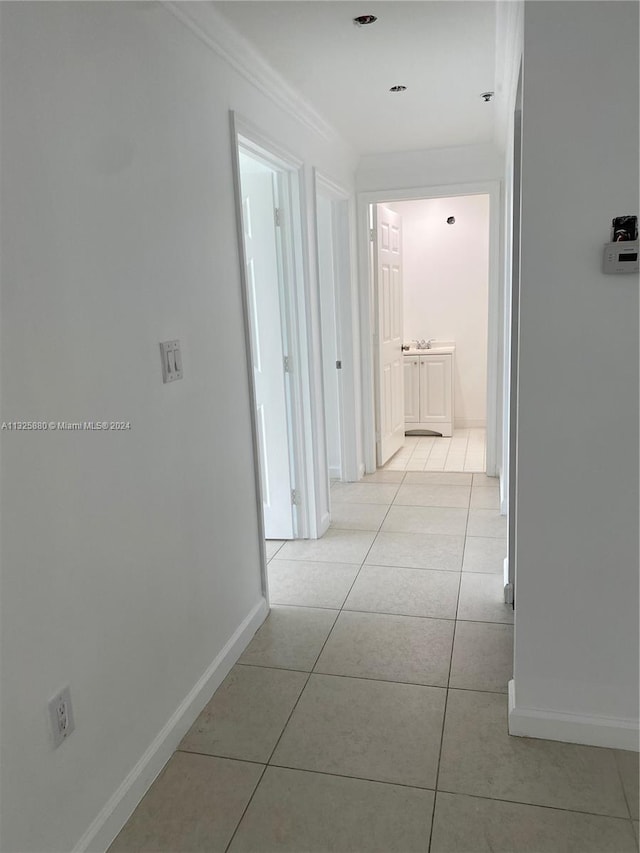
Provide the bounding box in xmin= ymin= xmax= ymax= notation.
xmin=230 ymin=112 xmax=318 ymax=593
xmin=357 ymin=180 xmax=502 ymax=477
xmin=313 ymin=170 xmax=360 ymax=483
xmin=237 ymin=148 xmax=296 ymax=541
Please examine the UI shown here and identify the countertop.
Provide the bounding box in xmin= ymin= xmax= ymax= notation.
xmin=403 ymin=345 xmax=455 ymax=356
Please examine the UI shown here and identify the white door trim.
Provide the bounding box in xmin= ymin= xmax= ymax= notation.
xmin=231 ymin=111 xmax=330 ymax=551
xmin=313 ymin=170 xmax=359 ymax=483
xmin=357 ymin=181 xmax=502 ymax=477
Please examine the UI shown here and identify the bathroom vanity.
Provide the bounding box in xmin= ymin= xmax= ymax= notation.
xmin=403 ymin=344 xmax=455 ymax=437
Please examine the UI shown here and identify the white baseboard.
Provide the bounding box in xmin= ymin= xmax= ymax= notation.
xmin=454 ymin=418 xmax=487 ymax=430
xmin=508 ymin=680 xmax=639 ymax=752
xmin=75 ymin=597 xmax=270 ymax=853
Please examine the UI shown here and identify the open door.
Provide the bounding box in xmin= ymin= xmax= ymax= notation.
xmin=239 ymin=151 xmax=294 ymax=540
xmin=506 ymin=66 xmax=523 ymax=609
xmin=373 ymin=204 xmax=405 ymax=466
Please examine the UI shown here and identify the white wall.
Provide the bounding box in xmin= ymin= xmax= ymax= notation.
xmin=389 ymin=195 xmax=490 ymax=428
xmin=0 ymin=4 xmax=358 ymax=851
xmin=356 ymin=142 xmax=503 ymax=192
xmin=511 ymin=0 xmax=639 ymax=748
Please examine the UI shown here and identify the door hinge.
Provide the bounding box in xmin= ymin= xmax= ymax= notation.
xmin=291 ymin=488 xmax=300 ymax=506
xmin=504 ymin=582 xmax=514 ymax=606
xmin=369 ymin=228 xmax=375 ymax=242
xmin=336 ymin=360 xmax=342 ymax=370
xmin=274 ymin=207 xmax=282 ymax=227
xmin=283 ymin=355 xmax=291 ymax=373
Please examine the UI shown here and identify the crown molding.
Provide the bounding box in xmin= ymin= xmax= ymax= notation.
xmin=161 ymin=1 xmax=342 ymax=146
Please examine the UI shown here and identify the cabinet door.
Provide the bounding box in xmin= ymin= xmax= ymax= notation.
xmin=419 ymin=355 xmax=452 ymax=423
xmin=404 ymin=357 xmax=420 ymax=422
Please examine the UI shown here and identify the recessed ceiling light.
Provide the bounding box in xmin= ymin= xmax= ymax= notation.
xmin=353 ymin=14 xmax=377 ymax=26
xmin=389 ymin=85 xmax=407 ymax=93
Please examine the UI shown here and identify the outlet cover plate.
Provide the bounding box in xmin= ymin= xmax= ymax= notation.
xmin=48 ymin=685 xmax=75 ymax=748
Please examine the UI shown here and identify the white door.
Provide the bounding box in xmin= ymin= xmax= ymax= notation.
xmin=239 ymin=153 xmax=294 ymax=539
xmin=374 ymin=205 xmax=405 ymax=465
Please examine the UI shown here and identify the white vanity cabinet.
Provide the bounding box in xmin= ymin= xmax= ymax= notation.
xmin=403 ymin=347 xmax=454 ymax=437
xmin=403 ymin=357 xmax=420 ymax=423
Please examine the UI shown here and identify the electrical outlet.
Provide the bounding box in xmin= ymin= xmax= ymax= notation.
xmin=48 ymin=685 xmax=75 ymax=748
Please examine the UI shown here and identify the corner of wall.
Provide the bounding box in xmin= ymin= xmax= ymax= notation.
xmin=75 ymin=598 xmax=269 ymax=853
xmin=508 ymin=680 xmax=640 ymax=753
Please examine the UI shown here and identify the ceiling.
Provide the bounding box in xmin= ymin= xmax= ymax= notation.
xmin=212 ymin=1 xmax=498 ymax=155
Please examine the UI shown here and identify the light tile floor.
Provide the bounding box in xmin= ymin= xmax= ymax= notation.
xmin=110 ymin=472 xmax=639 ymax=853
xmin=384 ymin=428 xmax=487 ymax=472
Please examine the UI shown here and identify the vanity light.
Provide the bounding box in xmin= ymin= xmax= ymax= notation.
xmin=389 ymin=85 xmax=407 ymax=93
xmin=481 ymin=91 xmax=494 ymax=102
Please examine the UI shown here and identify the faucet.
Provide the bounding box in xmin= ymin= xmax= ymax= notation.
xmin=414 ymin=339 xmax=435 ymax=350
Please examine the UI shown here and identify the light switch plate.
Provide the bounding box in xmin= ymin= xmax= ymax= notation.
xmin=160 ymin=340 xmax=183 ymax=383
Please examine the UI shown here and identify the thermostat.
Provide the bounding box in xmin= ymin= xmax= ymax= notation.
xmin=602 ymin=241 xmax=639 ymax=275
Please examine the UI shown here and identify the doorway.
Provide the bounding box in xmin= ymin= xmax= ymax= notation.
xmin=314 ymin=171 xmax=361 ymax=487
xmin=358 ymin=181 xmax=501 ymax=479
xmin=236 ymin=147 xmax=297 ymax=541
xmin=384 ymin=194 xmax=490 ymax=471
xmin=231 ymin=114 xmax=335 ymax=559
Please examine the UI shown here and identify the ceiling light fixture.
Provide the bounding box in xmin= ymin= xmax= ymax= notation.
xmin=353 ymin=14 xmax=377 ymax=26
xmin=481 ymin=91 xmax=494 ymax=102
xmin=389 ymin=85 xmax=407 ymax=93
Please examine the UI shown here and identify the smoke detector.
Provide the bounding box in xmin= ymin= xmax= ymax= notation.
xmin=353 ymin=14 xmax=377 ymax=26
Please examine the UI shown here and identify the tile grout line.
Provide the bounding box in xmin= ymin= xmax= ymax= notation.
xmin=427 ymin=479 xmax=471 ymax=852
xmin=176 ymin=746 xmax=635 ymax=824
xmin=223 ymin=761 xmax=269 ymax=853
xmin=323 ymin=478 xmax=407 ymax=631
xmin=262 ymin=465 xmax=505 ymax=851
xmin=233 ymin=474 xmax=425 ymax=844
xmin=206 ymin=496 xmax=395 ymax=852
xmin=256 ymin=603 xmax=512 ymax=627
xmin=612 ymin=751 xmax=635 ymax=820
xmin=251 ymin=481 xmax=409 ymax=811
xmin=228 ymin=496 xmax=400 ymax=846
xmin=429 ymin=786 xmax=636 ymax=821
xmin=231 ymin=664 xmax=510 ymax=696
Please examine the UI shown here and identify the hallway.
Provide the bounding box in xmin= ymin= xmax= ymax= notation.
xmin=109 ymin=473 xmax=638 ymax=852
